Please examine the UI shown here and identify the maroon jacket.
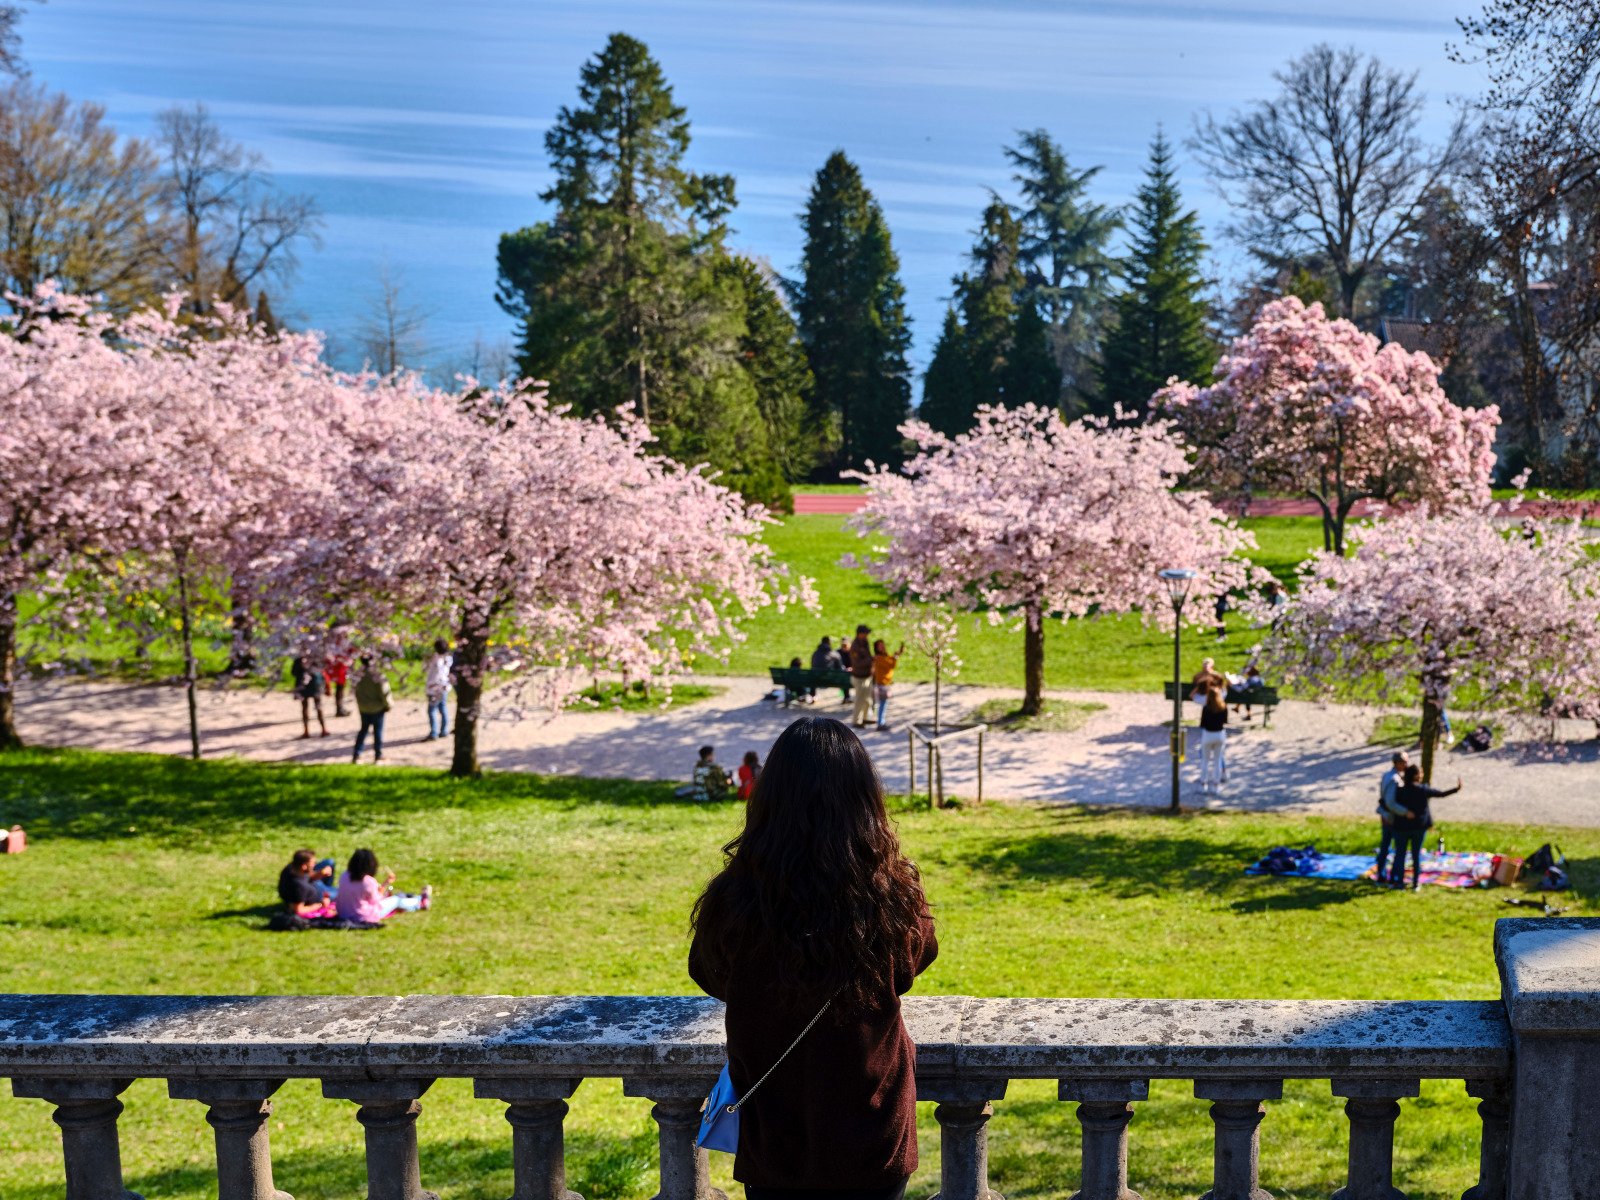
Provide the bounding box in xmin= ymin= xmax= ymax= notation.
xmin=688 ymin=910 xmax=938 ymax=1189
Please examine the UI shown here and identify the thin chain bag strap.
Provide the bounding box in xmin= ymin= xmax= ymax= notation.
xmin=726 ymin=986 xmax=842 ymax=1114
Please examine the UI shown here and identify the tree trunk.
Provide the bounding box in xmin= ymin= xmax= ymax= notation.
xmin=176 ymin=552 xmax=201 ymax=761
xmin=0 ymin=594 xmax=20 ymax=751
xmin=450 ymin=630 xmax=487 ymax=779
xmin=932 ymin=655 xmax=942 ymax=738
xmin=1021 ymin=601 xmax=1045 ymax=717
xmin=1419 ymin=697 xmax=1440 ymax=786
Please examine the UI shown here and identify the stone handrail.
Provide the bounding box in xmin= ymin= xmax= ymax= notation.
xmin=5 ymin=917 xmax=1596 ymax=1200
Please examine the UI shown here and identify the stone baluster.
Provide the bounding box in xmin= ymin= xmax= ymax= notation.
xmin=1330 ymin=1079 xmax=1416 ymax=1200
xmin=12 ymin=1077 xmax=143 ymax=1200
xmin=168 ymin=1078 xmax=292 ymax=1200
xmin=1059 ymin=1080 xmax=1146 ymax=1200
xmin=622 ymin=1077 xmax=726 ymax=1200
xmin=919 ymin=1079 xmax=1007 ymax=1200
xmin=323 ymin=1078 xmax=438 ymax=1200
xmin=1460 ymin=1079 xmax=1510 ymax=1200
xmin=1194 ymin=1079 xmax=1281 ymax=1200
xmin=474 ymin=1078 xmax=583 ymax=1200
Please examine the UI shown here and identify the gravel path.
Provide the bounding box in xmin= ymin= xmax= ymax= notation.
xmin=14 ymin=676 xmax=1600 ymax=827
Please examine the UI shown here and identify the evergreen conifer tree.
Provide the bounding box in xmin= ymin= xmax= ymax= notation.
xmin=792 ymin=152 xmax=913 ymax=471
xmin=1001 ymin=298 xmax=1062 ymax=410
xmin=495 ymin=34 xmax=786 ymax=505
xmin=920 ymin=308 xmax=974 ymax=435
xmin=1097 ymin=131 xmax=1217 ymax=415
xmin=724 ymin=255 xmax=816 ymax=482
xmin=1007 ymin=130 xmax=1120 ymax=411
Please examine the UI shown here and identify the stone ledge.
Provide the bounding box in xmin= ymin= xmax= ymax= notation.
xmin=0 ymin=994 xmax=1509 ymax=1081
xmin=1496 ymin=917 xmax=1600 ymax=1035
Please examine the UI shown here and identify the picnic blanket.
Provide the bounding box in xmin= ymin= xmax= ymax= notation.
xmin=1246 ymin=845 xmax=1498 ymax=888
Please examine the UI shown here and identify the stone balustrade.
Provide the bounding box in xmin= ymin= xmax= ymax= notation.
xmin=3 ymin=917 xmax=1597 ymax=1200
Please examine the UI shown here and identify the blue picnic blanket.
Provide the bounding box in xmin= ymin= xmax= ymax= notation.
xmin=1245 ymin=845 xmax=1373 ymax=880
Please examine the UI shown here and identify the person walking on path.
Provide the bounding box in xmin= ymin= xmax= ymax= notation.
xmin=1389 ymin=767 xmax=1463 ymax=890
xmin=351 ymin=657 xmax=392 ymax=764
xmin=1374 ymin=752 xmax=1412 ymax=883
xmin=872 ymin=638 xmax=903 ymax=731
xmin=1198 ymin=685 xmax=1229 ymax=794
xmin=689 ymin=715 xmax=937 ymax=1200
xmin=423 ymin=638 xmax=453 ymax=741
xmin=1213 ymin=592 xmax=1229 ymax=641
xmin=290 ymin=651 xmax=329 ymax=739
xmin=848 ymin=625 xmax=874 ymax=728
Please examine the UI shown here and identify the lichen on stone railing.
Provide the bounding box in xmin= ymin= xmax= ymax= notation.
xmin=2 ymin=917 xmax=1595 ymax=1200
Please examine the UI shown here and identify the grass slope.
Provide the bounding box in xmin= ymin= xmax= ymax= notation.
xmin=0 ymin=749 xmax=1583 ymax=1200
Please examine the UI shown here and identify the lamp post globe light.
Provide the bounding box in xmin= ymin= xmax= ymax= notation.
xmin=1159 ymin=568 xmax=1197 ymax=813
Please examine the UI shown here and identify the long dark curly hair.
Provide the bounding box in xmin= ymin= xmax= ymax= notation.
xmin=690 ymin=715 xmax=928 ymax=1009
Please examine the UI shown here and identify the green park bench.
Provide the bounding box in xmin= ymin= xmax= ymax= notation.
xmin=769 ymin=665 xmax=854 ymax=707
xmin=1164 ymin=680 xmax=1280 ymax=728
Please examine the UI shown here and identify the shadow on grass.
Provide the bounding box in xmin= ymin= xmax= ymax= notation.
xmin=0 ymin=748 xmax=691 ymax=847
xmin=961 ymin=808 xmax=1265 ymax=900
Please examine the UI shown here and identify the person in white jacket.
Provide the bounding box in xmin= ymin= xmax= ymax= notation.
xmin=424 ymin=638 xmax=453 ymax=741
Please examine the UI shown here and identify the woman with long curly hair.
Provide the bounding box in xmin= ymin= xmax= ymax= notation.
xmin=689 ymin=715 xmax=937 ymax=1200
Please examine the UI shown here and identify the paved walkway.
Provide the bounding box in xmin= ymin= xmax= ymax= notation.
xmin=14 ymin=676 xmax=1600 ymax=827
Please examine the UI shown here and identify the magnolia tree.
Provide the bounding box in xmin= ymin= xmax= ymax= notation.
xmin=298 ymin=380 xmax=802 ymax=777
xmin=851 ymin=404 xmax=1257 ymax=716
xmin=1267 ymin=507 xmax=1600 ymax=781
xmin=0 ymin=287 xmax=169 ymax=749
xmin=1154 ymin=296 xmax=1500 ymax=555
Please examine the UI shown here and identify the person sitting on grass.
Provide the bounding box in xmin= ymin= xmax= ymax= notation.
xmin=278 ymin=848 xmax=334 ymax=918
xmin=687 ymin=745 xmax=731 ymax=803
xmin=737 ymin=750 xmax=761 ymax=800
xmin=334 ymin=848 xmax=432 ymax=923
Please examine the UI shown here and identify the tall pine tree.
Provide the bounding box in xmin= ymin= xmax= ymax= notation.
xmin=920 ymin=201 xmax=1060 ymax=435
xmin=792 ymin=152 xmax=914 ymax=471
xmin=1007 ymin=130 xmax=1120 ymax=411
xmin=495 ymin=34 xmax=787 ymax=507
xmin=1097 ymin=131 xmax=1216 ymax=415
xmin=724 ymin=255 xmax=816 ymax=482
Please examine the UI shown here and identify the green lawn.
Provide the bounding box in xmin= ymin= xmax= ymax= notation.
xmin=0 ymin=749 xmax=1579 ymax=1200
xmin=722 ymin=514 xmax=1325 ymax=693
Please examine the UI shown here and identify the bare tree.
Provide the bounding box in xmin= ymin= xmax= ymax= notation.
xmin=1192 ymin=44 xmax=1468 ymax=319
xmin=154 ymin=102 xmax=321 ymax=315
xmin=356 ymin=263 xmax=430 ymax=375
xmin=0 ymin=80 xmax=173 ymax=308
xmin=435 ymin=332 xmax=515 ymax=388
xmin=1446 ymin=0 xmax=1600 ymax=478
xmin=0 ymin=2 xmax=39 ymax=76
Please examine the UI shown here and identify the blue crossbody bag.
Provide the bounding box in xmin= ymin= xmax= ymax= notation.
xmin=696 ymin=991 xmax=837 ymax=1154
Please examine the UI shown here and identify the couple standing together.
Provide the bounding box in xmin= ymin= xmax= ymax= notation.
xmin=1375 ymin=750 xmax=1463 ymax=890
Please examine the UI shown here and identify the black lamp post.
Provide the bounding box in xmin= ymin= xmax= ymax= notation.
xmin=1159 ymin=568 xmax=1197 ymax=814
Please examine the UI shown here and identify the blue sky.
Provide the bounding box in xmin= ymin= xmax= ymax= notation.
xmin=21 ymin=0 xmax=1486 ymax=373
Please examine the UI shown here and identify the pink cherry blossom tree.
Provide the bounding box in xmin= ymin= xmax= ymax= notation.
xmin=1266 ymin=507 xmax=1600 ymax=781
xmin=102 ymin=299 xmax=350 ymax=759
xmin=1154 ymin=296 xmax=1500 ymax=555
xmin=292 ymin=379 xmax=802 ymax=777
xmin=850 ymin=404 xmax=1258 ymax=716
xmin=0 ymin=286 xmax=171 ymax=749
